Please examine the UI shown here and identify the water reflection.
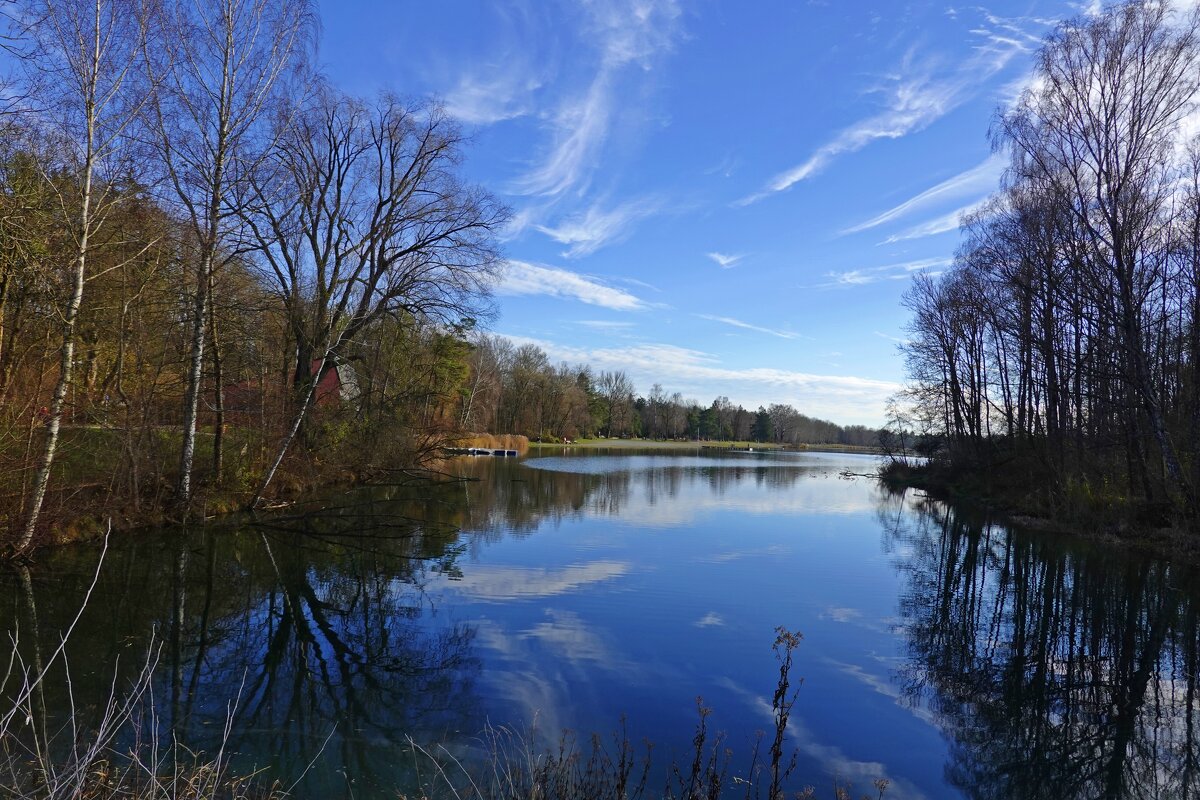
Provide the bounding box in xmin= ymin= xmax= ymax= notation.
xmin=454 ymin=451 xmax=872 ymax=536
xmin=2 ymin=453 xmax=1199 ymax=799
xmin=2 ymin=511 xmax=480 ymax=796
xmin=885 ymin=489 xmax=1200 ymax=800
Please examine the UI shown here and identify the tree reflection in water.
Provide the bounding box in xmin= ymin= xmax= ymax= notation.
xmin=0 ymin=493 xmax=481 ymax=797
xmin=0 ymin=454 xmax=849 ymax=795
xmin=882 ymin=488 xmax=1200 ymax=800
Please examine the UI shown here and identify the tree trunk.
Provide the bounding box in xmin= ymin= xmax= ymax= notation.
xmin=207 ymin=271 xmax=224 ymax=482
xmin=175 ymin=247 xmax=211 ymax=513
xmin=247 ymin=350 xmax=332 ymax=509
xmin=17 ymin=158 xmax=93 ymax=552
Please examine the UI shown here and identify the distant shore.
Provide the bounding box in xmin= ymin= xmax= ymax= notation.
xmin=528 ymin=438 xmax=882 ymax=455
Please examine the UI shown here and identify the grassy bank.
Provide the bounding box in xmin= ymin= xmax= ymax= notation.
xmin=2 ymin=419 xmax=451 ymax=550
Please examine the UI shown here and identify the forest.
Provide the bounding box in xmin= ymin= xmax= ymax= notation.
xmin=0 ymin=0 xmax=872 ymax=552
xmin=0 ymin=0 xmax=512 ymax=551
xmin=893 ymin=1 xmax=1200 ymax=527
xmin=458 ymin=334 xmax=878 ymax=447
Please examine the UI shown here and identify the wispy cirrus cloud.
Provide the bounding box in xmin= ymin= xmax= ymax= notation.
xmin=819 ymin=257 xmax=952 ymax=288
xmin=496 ymin=260 xmax=648 ymax=311
xmin=534 ymin=197 xmax=661 ymax=258
xmin=739 ymin=12 xmax=1039 ymax=205
xmin=842 ymin=153 xmax=1004 ymax=234
xmin=882 ymin=199 xmax=990 ymax=243
xmin=739 ymin=57 xmax=968 ymax=205
xmin=706 ymin=252 xmax=744 ymax=269
xmin=875 ymin=330 xmax=909 ymax=345
xmin=514 ymin=0 xmax=681 ymax=197
xmin=697 ymin=314 xmax=803 ymax=340
xmin=443 ymin=68 xmax=543 ymax=125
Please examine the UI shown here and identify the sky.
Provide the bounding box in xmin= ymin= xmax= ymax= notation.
xmin=315 ymin=0 xmax=1104 ymax=426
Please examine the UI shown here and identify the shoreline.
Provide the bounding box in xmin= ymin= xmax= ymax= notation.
xmin=881 ymin=460 xmax=1199 ymax=564
xmin=26 ymin=441 xmax=884 ymax=551
xmin=528 ymin=438 xmax=883 ymax=455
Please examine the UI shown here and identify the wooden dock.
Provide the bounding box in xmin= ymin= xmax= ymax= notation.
xmin=445 ymin=447 xmax=520 ymax=457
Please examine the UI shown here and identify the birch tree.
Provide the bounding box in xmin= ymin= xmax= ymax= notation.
xmin=15 ymin=0 xmax=152 ymax=551
xmin=145 ymin=0 xmax=312 ymax=512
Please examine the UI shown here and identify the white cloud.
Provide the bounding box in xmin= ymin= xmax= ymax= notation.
xmin=874 ymin=330 xmax=909 ymax=345
xmin=694 ymin=612 xmax=725 ymax=628
xmin=515 ymin=78 xmax=613 ymax=196
xmin=820 ymin=257 xmax=952 ymax=288
xmin=842 ymin=154 xmax=1004 ymax=234
xmin=739 ymin=14 xmax=1036 ymax=204
xmin=697 ymin=314 xmax=803 ymax=340
xmin=740 ymin=60 xmax=966 ymax=203
xmin=443 ymin=68 xmax=543 ymax=125
xmin=614 ymin=275 xmax=662 ymax=293
xmin=706 ymin=251 xmax=744 ymax=269
xmin=534 ymin=197 xmax=660 ymax=257
xmin=496 ymin=260 xmax=648 ymax=311
xmin=514 ymin=0 xmax=681 ymax=197
xmin=882 ymin=199 xmax=989 ymax=243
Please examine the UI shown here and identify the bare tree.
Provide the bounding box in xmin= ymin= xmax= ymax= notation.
xmin=459 ymin=333 xmax=505 ymax=431
xmin=597 ymin=370 xmax=635 ymax=437
xmin=241 ymin=89 xmax=506 ymax=505
xmin=145 ymin=0 xmax=314 ymax=512
xmin=1002 ymin=0 xmax=1200 ymax=510
xmin=15 ymin=0 xmax=153 ymax=552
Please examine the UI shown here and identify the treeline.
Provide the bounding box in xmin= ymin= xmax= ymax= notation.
xmin=458 ymin=334 xmax=879 ymax=447
xmin=0 ymin=0 xmax=504 ymax=549
xmin=896 ymin=1 xmax=1200 ymax=523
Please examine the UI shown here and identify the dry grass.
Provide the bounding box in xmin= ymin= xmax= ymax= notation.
xmin=453 ymin=433 xmax=530 ymax=454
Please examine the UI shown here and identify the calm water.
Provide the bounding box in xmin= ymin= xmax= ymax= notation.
xmin=4 ymin=448 xmax=1200 ymax=799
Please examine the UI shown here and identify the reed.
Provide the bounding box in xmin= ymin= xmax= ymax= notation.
xmin=453 ymin=433 xmax=531 ymax=454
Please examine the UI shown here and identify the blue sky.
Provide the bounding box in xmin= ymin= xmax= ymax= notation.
xmin=316 ymin=0 xmax=1099 ymax=426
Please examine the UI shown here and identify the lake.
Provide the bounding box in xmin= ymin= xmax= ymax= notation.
xmin=3 ymin=448 xmax=1199 ymax=799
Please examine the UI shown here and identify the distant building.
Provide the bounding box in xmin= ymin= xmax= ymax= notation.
xmin=223 ymin=357 xmax=360 ymax=418
xmin=310 ymin=358 xmax=360 ymax=406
